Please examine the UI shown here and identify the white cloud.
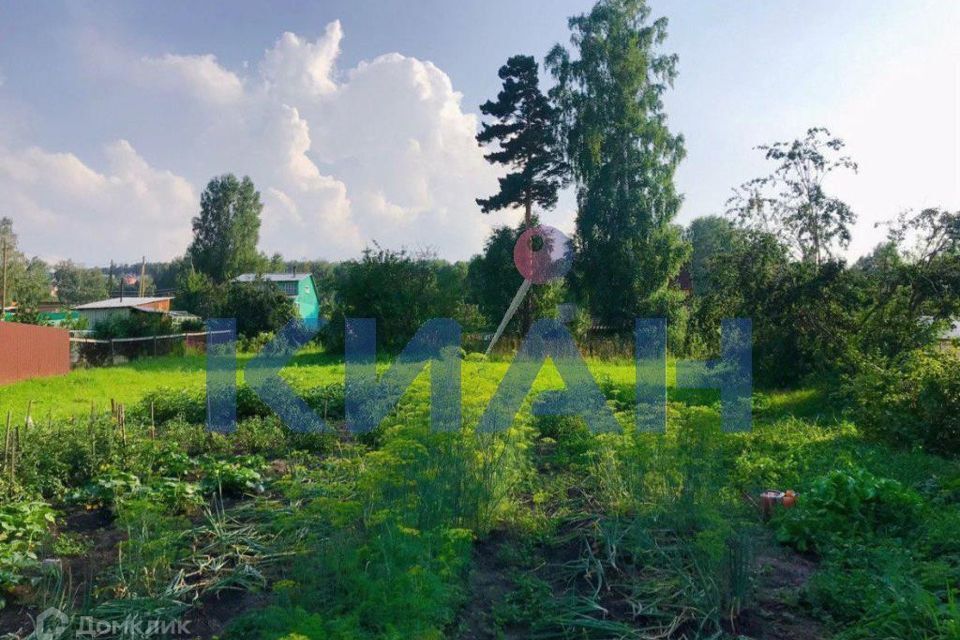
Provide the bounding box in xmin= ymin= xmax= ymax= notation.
xmin=259 ymin=22 xmax=342 ymax=102
xmin=0 ymin=21 xmax=506 ymax=263
xmin=0 ymin=140 xmax=195 ymax=264
xmin=140 ymin=53 xmax=244 ymax=105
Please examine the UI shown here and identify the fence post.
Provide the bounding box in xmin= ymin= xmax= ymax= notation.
xmin=154 ymin=335 xmax=158 ymax=356
xmin=3 ymin=411 xmax=10 ymax=472
xmin=109 ymin=339 xmax=115 ymax=365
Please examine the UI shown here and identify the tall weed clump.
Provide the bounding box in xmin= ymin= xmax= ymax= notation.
xmin=561 ymin=403 xmax=752 ymax=636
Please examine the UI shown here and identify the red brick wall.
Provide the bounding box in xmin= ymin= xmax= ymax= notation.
xmin=0 ymin=323 xmax=71 ymax=385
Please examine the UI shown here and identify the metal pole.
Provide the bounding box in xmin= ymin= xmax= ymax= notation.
xmin=485 ymin=279 xmax=532 ymax=357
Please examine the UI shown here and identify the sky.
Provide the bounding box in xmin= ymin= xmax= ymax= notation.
xmin=0 ymin=0 xmax=957 ymax=265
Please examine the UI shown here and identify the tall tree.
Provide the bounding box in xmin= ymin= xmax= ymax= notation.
xmin=727 ymin=127 xmax=857 ymax=267
xmin=686 ymin=216 xmax=738 ymax=296
xmin=0 ymin=217 xmax=49 ymax=318
xmin=12 ymin=258 xmax=52 ymax=324
xmin=53 ymin=260 xmax=109 ymax=306
xmin=187 ymin=174 xmax=264 ymax=284
xmin=476 ymin=55 xmax=566 ymax=230
xmin=547 ymin=0 xmax=688 ymax=330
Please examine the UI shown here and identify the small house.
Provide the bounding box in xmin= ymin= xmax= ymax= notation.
xmin=73 ymin=296 xmax=173 ymax=328
xmin=233 ymin=273 xmax=320 ymax=329
xmin=939 ymin=320 xmax=960 ymax=350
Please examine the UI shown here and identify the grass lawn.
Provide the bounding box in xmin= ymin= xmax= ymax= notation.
xmin=0 ymin=349 xmax=344 ymax=419
xmin=0 ymin=349 xmax=645 ymax=421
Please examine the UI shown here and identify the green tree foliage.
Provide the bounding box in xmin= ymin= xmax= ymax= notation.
xmin=547 ymin=0 xmax=688 ymax=331
xmin=846 ymin=208 xmax=960 ymax=362
xmin=475 ymin=55 xmax=567 ymax=229
xmin=846 ymin=348 xmax=960 ymax=456
xmin=221 ymin=279 xmax=298 ymax=340
xmin=1 ymin=218 xmax=53 ymax=323
xmin=1 ymin=218 xmax=37 ymax=312
xmin=326 ymin=247 xmax=466 ymax=352
xmin=685 ymin=216 xmax=738 ymax=296
xmin=173 ymin=268 xmax=294 ymax=339
xmin=728 ymin=127 xmax=857 ymax=267
xmin=187 ymin=174 xmax=264 ymax=284
xmin=466 ymin=222 xmax=565 ymax=334
xmin=53 ymin=260 xmax=109 ymax=306
xmin=108 ymin=259 xmax=182 ymax=296
xmin=687 ymin=224 xmax=863 ymax=386
xmin=93 ymin=312 xmax=175 ymax=340
xmin=305 ymin=260 xmax=340 ymax=319
xmin=174 ymin=270 xmax=225 ymax=320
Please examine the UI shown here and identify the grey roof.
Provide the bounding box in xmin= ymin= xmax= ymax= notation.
xmin=73 ymin=296 xmax=173 ymax=310
xmin=233 ymin=273 xmax=311 ymax=283
xmin=943 ymin=321 xmax=960 ymax=340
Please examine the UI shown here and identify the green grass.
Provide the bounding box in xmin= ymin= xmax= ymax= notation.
xmin=0 ymin=349 xmax=640 ymax=420
xmin=0 ymin=349 xmax=347 ymax=418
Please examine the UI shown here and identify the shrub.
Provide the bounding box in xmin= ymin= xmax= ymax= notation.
xmin=93 ymin=312 xmax=175 ymax=340
xmin=846 ymin=348 xmax=960 ymax=455
xmin=140 ymin=387 xmax=207 ymax=425
xmin=179 ymin=318 xmax=205 ymax=333
xmin=323 ymin=247 xmax=466 ymax=352
xmin=238 ymin=331 xmax=275 ymax=354
xmin=223 ymin=280 xmax=298 ymax=340
xmin=140 ymin=383 xmax=345 ymax=431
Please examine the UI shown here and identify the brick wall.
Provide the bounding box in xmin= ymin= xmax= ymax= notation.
xmin=0 ymin=323 xmax=71 ymax=385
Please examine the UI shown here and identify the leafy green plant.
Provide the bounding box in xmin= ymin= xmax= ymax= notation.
xmin=71 ymin=468 xmax=142 ymax=510
xmin=0 ymin=500 xmax=56 ymax=604
xmin=200 ymin=456 xmax=265 ymax=496
xmin=776 ymin=468 xmax=923 ymax=552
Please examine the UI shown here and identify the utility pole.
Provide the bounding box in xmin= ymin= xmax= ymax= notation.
xmin=139 ymin=256 xmax=146 ymax=297
xmin=1 ymin=237 xmax=7 ymax=322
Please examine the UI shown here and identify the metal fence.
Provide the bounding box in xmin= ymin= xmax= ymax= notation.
xmin=0 ymin=323 xmax=71 ymax=384
xmin=70 ymin=330 xmax=231 ymax=367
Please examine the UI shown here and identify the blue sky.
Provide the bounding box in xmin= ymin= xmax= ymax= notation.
xmin=0 ymin=0 xmax=957 ymax=264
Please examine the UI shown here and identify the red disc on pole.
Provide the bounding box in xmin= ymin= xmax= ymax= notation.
xmin=513 ymin=225 xmax=573 ymax=284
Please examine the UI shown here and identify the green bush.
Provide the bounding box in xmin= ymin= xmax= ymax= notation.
xmin=323 ymin=247 xmax=466 ymax=353
xmin=846 ymin=348 xmax=960 ymax=455
xmin=222 ymin=280 xmax=298 ymax=340
xmin=776 ymin=468 xmax=923 ymax=552
xmin=93 ymin=312 xmax=175 ymax=340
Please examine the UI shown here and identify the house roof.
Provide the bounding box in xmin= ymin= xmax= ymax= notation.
xmin=942 ymin=320 xmax=960 ymax=340
xmin=73 ymin=296 xmax=173 ymax=311
xmin=233 ymin=273 xmax=312 ymax=283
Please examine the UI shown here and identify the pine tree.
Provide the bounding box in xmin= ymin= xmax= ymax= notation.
xmin=476 ymin=55 xmax=566 ymax=230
